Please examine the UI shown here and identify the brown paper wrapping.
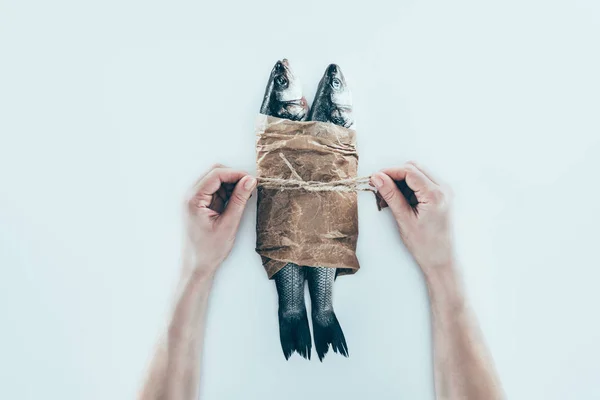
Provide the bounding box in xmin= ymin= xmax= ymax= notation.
xmin=255 ymin=115 xmax=360 ymax=279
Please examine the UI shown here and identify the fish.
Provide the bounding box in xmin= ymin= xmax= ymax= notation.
xmin=306 ymin=63 xmax=353 ymax=361
xmin=260 ymin=59 xmax=311 ymax=360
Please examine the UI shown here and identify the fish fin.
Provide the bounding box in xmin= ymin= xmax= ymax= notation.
xmin=278 ymin=310 xmax=312 ymax=360
xmin=312 ymin=312 xmax=349 ymax=361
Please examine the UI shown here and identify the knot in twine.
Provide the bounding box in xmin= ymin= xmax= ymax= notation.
xmin=257 ymin=153 xmax=376 ymax=193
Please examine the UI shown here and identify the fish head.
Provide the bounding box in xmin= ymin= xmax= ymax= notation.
xmin=324 ymin=64 xmax=352 ymax=108
xmin=310 ymin=64 xmax=354 ymax=128
xmin=272 ymin=59 xmax=304 ymax=103
xmin=261 ymin=59 xmax=308 ymax=121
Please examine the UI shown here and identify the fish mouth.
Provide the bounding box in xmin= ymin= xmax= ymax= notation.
xmin=275 ymin=59 xmax=290 ymax=73
xmin=335 ymin=104 xmax=352 ymax=111
xmin=325 ymin=63 xmax=347 ymax=87
xmin=280 ymin=97 xmax=307 ymax=107
xmin=271 ymin=58 xmax=305 ymax=105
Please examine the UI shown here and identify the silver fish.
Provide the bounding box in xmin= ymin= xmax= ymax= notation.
xmin=306 ymin=64 xmax=353 ymax=361
xmin=260 ymin=59 xmax=311 ymax=360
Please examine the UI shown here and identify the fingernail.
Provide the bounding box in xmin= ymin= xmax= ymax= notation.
xmin=244 ymin=177 xmax=257 ymax=191
xmin=371 ymin=173 xmax=384 ymax=188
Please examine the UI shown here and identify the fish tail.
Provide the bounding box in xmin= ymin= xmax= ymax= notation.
xmin=312 ymin=311 xmax=349 ymax=361
xmin=278 ymin=310 xmax=312 ymax=360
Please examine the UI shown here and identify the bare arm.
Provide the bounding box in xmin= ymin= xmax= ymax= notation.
xmin=425 ymin=263 xmax=503 ymax=399
xmin=372 ymin=163 xmax=504 ymax=400
xmin=139 ymin=268 xmax=213 ymax=400
xmin=138 ymin=166 xmax=257 ymax=400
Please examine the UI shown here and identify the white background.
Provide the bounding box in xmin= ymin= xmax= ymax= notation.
xmin=1 ymin=0 xmax=599 ymax=399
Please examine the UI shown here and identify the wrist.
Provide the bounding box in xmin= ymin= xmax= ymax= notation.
xmin=419 ymin=256 xmax=457 ymax=281
xmin=191 ymin=264 xmax=217 ymax=282
xmin=179 ymin=257 xmax=219 ymax=286
xmin=177 ymin=265 xmax=216 ymax=299
xmin=189 ymin=250 xmax=222 ymax=276
xmin=422 ymin=260 xmax=466 ymax=309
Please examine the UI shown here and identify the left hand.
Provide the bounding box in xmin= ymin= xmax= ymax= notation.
xmin=185 ymin=164 xmax=257 ymax=273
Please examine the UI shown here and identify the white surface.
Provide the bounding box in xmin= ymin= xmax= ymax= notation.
xmin=1 ymin=0 xmax=599 ymax=399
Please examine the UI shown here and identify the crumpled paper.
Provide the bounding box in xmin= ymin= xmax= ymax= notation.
xmin=255 ymin=115 xmax=360 ymax=279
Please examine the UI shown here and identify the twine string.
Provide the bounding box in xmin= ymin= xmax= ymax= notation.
xmin=257 ymin=153 xmax=376 ymax=193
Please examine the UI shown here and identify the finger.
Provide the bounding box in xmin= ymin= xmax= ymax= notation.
xmin=381 ymin=164 xmax=437 ymax=201
xmin=220 ymin=175 xmax=257 ymax=229
xmin=371 ymin=172 xmax=412 ymax=221
xmin=378 ymin=167 xmax=407 ymax=182
xmin=190 ymin=168 xmax=249 ymax=208
xmin=189 ymin=163 xmax=228 ymax=190
xmin=397 ymin=180 xmax=419 ymax=208
xmin=406 ymin=161 xmax=441 ymax=185
xmin=208 ymin=184 xmax=229 ymax=212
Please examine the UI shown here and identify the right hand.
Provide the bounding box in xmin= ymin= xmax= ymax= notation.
xmin=370 ymin=162 xmax=455 ymax=275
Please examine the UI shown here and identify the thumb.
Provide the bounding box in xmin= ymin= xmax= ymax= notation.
xmin=220 ymin=175 xmax=257 ymax=229
xmin=371 ymin=172 xmax=412 ymax=222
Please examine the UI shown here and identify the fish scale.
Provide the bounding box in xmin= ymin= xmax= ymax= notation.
xmin=307 ymin=267 xmax=334 ymax=319
xmin=275 ymin=263 xmax=306 ymax=316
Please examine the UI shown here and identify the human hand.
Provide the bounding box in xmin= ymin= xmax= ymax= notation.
xmin=370 ymin=162 xmax=455 ymax=276
xmin=185 ymin=165 xmax=257 ymax=274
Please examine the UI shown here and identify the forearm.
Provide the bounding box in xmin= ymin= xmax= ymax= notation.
xmin=425 ymin=262 xmax=504 ymax=400
xmin=165 ymin=268 xmax=213 ymax=400
xmin=139 ymin=261 xmax=216 ymax=400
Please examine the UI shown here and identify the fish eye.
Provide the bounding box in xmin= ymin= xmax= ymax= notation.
xmin=275 ymin=76 xmax=288 ymax=87
xmin=331 ymin=78 xmax=341 ymax=89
